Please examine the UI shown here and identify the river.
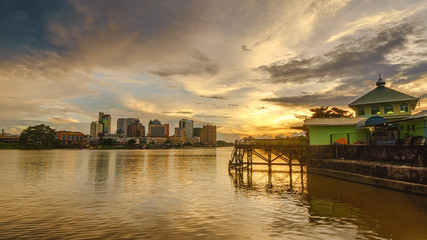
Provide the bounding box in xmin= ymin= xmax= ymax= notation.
xmin=0 ymin=148 xmax=426 ymax=239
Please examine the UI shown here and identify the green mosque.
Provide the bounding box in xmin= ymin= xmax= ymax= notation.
xmin=304 ymin=75 xmax=426 ymax=145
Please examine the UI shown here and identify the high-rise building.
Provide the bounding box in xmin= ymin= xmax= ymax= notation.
xmin=174 ymin=127 xmax=185 ymax=138
xmin=98 ymin=112 xmax=111 ymax=134
xmin=127 ymin=121 xmax=145 ymax=137
xmin=200 ymin=124 xmax=217 ymax=146
xmin=179 ymin=119 xmax=194 ymax=137
xmin=117 ymin=118 xmax=140 ymax=136
xmin=148 ymin=119 xmax=169 ymax=137
xmin=193 ymin=127 xmax=202 ymax=137
xmin=90 ymin=121 xmax=104 ymax=137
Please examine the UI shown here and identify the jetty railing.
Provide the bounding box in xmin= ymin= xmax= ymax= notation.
xmin=309 ymin=145 xmax=427 ymax=167
xmin=229 ymin=138 xmax=308 ymax=172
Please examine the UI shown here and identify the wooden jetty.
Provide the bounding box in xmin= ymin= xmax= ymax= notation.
xmin=229 ymin=138 xmax=308 ymax=190
xmin=229 ymin=138 xmax=308 ymax=172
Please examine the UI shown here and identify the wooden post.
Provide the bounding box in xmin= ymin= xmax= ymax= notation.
xmin=300 ymin=148 xmax=304 ymax=190
xmin=289 ymin=151 xmax=293 ymax=189
xmin=248 ymin=149 xmax=253 ymax=173
xmin=267 ymin=149 xmax=272 ymax=174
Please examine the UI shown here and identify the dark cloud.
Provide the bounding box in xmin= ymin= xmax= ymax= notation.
xmin=176 ymin=111 xmax=192 ymax=114
xmin=199 ymin=95 xmax=227 ymax=100
xmin=261 ymin=93 xmax=357 ymax=107
xmin=395 ymin=62 xmax=427 ymax=85
xmin=413 ymin=39 xmax=427 ymax=45
xmin=0 ymin=0 xmax=198 ymax=63
xmin=241 ymin=45 xmax=251 ymax=51
xmin=151 ymin=50 xmax=220 ymax=77
xmin=0 ymin=0 xmax=78 ymax=60
xmin=256 ymin=20 xmax=426 ymax=85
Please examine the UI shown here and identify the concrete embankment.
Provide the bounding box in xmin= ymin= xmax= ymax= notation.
xmin=308 ymin=159 xmax=427 ymax=195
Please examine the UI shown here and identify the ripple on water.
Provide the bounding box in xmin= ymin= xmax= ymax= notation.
xmin=0 ymin=149 xmax=426 ymax=239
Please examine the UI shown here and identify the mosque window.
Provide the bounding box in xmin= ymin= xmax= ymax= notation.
xmin=384 ymin=104 xmax=394 ymax=114
xmin=371 ymin=105 xmax=380 ymax=115
xmin=400 ymin=103 xmax=409 ymax=113
xmin=357 ymin=107 xmax=365 ymax=116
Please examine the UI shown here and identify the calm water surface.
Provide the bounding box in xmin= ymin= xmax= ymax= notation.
xmin=0 ymin=148 xmax=426 ymax=239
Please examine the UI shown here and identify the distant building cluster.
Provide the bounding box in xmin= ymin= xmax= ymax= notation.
xmin=1 ymin=113 xmax=218 ymax=147
xmin=0 ymin=129 xmax=19 ymax=143
xmin=86 ymin=113 xmax=217 ymax=147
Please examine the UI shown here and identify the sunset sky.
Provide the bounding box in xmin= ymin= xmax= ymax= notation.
xmin=1 ymin=0 xmax=426 ymax=141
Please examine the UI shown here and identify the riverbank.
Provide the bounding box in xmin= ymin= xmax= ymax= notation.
xmin=308 ymin=158 xmax=427 ymax=195
xmin=0 ymin=142 xmax=233 ymax=150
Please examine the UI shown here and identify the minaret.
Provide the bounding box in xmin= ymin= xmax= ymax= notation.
xmin=376 ymin=73 xmax=385 ymax=87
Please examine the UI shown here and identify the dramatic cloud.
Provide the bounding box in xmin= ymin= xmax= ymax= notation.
xmin=151 ymin=51 xmax=220 ymax=77
xmin=0 ymin=0 xmax=426 ymax=139
xmin=256 ymin=19 xmax=426 ymax=86
xmin=262 ymin=93 xmax=357 ymax=107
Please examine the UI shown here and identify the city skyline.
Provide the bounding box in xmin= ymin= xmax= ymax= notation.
xmin=1 ymin=0 xmax=427 ymax=142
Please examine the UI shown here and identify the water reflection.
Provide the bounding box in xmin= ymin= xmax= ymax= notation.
xmin=1 ymin=149 xmax=426 ymax=240
xmin=18 ymin=151 xmax=54 ymax=181
xmin=229 ymin=167 xmax=307 ymax=195
xmin=229 ymin=166 xmax=427 ymax=239
xmin=88 ymin=151 xmax=110 ymax=192
xmin=114 ymin=151 xmax=143 ymax=179
xmin=307 ymin=173 xmax=427 ymax=240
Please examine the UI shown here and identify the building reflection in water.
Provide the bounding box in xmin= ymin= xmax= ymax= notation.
xmin=114 ymin=151 xmax=142 ymax=179
xmin=88 ymin=151 xmax=110 ymax=193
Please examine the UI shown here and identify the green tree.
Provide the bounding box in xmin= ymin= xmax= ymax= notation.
xmin=127 ymin=139 xmax=136 ymax=146
xmin=99 ymin=137 xmax=117 ymax=146
xmin=19 ymin=124 xmax=58 ymax=146
xmin=309 ymin=106 xmax=353 ymax=118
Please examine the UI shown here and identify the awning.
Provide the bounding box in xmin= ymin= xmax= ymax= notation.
xmin=356 ymin=116 xmax=387 ymax=129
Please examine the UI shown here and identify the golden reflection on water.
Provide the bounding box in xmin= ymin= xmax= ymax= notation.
xmin=230 ymin=166 xmax=427 ymax=240
xmin=307 ymin=174 xmax=427 ymax=240
xmin=229 ymin=168 xmax=307 ymax=195
xmin=0 ymin=149 xmax=426 ymax=239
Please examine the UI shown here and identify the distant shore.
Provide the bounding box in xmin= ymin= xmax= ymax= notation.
xmin=0 ymin=142 xmax=233 ymax=150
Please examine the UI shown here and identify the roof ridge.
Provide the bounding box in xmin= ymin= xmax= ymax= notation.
xmin=349 ymin=86 xmax=418 ymax=106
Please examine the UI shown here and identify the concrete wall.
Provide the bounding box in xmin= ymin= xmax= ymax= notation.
xmin=308 ymin=159 xmax=427 ymax=195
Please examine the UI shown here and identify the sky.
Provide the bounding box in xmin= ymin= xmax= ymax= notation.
xmin=1 ymin=0 xmax=426 ymax=141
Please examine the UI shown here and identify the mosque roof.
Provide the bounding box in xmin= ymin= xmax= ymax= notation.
xmin=348 ymin=75 xmax=418 ymax=106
